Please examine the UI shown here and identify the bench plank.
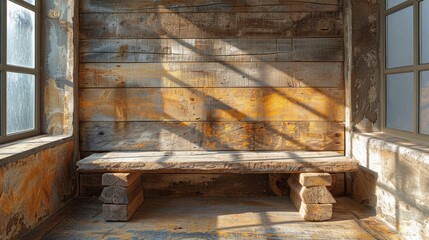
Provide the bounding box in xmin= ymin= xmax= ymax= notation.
xmin=77 ymin=151 xmax=358 ymax=173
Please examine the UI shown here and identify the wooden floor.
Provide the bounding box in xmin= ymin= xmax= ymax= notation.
xmin=26 ymin=197 xmax=400 ymax=240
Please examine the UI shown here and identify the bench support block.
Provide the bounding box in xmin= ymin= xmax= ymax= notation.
xmin=288 ymin=173 xmax=335 ymax=221
xmin=100 ymin=173 xmax=143 ymax=221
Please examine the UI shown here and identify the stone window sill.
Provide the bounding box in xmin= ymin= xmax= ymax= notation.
xmin=351 ymin=132 xmax=429 ymax=168
xmin=0 ymin=135 xmax=73 ymax=167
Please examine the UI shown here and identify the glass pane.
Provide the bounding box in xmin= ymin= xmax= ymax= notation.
xmin=421 ymin=0 xmax=429 ymax=64
xmin=386 ymin=72 xmax=414 ymax=132
xmin=386 ymin=0 xmax=407 ymax=9
xmin=24 ymin=0 xmax=36 ymax=5
xmin=420 ymin=71 xmax=429 ymax=135
xmin=7 ymin=0 xmax=35 ymax=68
xmin=6 ymin=72 xmax=35 ymax=134
xmin=386 ymin=6 xmax=413 ymax=69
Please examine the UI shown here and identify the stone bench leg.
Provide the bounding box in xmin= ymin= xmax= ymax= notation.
xmin=288 ymin=173 xmax=336 ymax=221
xmin=99 ymin=173 xmax=144 ymax=221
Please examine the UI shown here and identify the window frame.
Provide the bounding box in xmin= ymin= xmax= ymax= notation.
xmin=381 ymin=0 xmax=429 ymax=143
xmin=0 ymin=0 xmax=41 ymax=144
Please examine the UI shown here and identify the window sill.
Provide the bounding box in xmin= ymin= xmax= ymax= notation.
xmin=0 ymin=134 xmax=74 ymax=167
xmin=351 ymin=131 xmax=429 ymax=168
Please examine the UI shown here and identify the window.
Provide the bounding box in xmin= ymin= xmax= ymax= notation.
xmin=382 ymin=0 xmax=429 ymax=142
xmin=0 ymin=0 xmax=40 ymax=144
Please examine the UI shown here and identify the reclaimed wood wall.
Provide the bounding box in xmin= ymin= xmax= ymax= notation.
xmin=79 ymin=0 xmax=345 ymax=152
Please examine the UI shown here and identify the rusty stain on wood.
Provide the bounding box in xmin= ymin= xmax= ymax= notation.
xmin=79 ymin=62 xmax=344 ymax=89
xmin=79 ymin=88 xmax=345 ymax=122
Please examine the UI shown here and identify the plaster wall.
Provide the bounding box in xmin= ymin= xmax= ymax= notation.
xmin=0 ymin=0 xmax=78 ymax=239
xmin=0 ymin=141 xmax=75 ymax=239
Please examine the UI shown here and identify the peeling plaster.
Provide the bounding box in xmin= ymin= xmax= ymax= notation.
xmin=43 ymin=0 xmax=75 ymax=135
xmin=351 ymin=0 xmax=379 ymax=131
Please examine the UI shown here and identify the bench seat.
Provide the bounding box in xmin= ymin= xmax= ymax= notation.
xmin=77 ymin=151 xmax=359 ymax=173
xmin=76 ymin=151 xmax=359 ymax=222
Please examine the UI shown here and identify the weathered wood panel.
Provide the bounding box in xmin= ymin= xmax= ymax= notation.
xmin=253 ymin=122 xmax=344 ymax=151
xmin=79 ymin=121 xmax=344 ymax=151
xmin=79 ymin=0 xmax=345 ymax=153
xmin=79 ymin=88 xmax=344 ymax=122
xmin=80 ymin=0 xmax=341 ymax=13
xmin=79 ymin=62 xmax=344 ymax=89
xmin=294 ymin=38 xmax=344 ymax=61
xmin=80 ymin=12 xmax=343 ymax=39
xmin=80 ymin=38 xmax=292 ymax=62
xmin=142 ymin=174 xmax=276 ymax=198
xmin=80 ymin=38 xmax=343 ymax=63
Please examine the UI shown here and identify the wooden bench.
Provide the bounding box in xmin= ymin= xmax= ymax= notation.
xmin=77 ymin=151 xmax=359 ymax=222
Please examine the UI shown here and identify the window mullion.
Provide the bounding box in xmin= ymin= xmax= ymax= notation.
xmin=1 ymin=0 xmax=7 ymax=141
xmin=35 ymin=0 xmax=40 ymax=135
xmin=9 ymin=0 xmax=37 ymax=12
xmin=414 ymin=1 xmax=419 ymax=135
xmin=6 ymin=65 xmax=37 ymax=75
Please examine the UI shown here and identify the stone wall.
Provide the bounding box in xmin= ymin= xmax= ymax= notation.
xmin=347 ymin=1 xmax=429 ymax=239
xmin=350 ymin=133 xmax=429 ymax=239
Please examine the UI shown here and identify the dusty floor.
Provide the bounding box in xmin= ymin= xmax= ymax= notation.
xmin=26 ymin=197 xmax=400 ymax=240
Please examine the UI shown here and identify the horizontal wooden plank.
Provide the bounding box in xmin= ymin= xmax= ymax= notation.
xmin=76 ymin=151 xmax=358 ymax=173
xmin=79 ymin=88 xmax=344 ymax=122
xmin=293 ymin=38 xmax=344 ymax=61
xmin=80 ymin=38 xmax=292 ymax=62
xmin=79 ymin=62 xmax=344 ymax=88
xmin=79 ymin=38 xmax=343 ymax=62
xmin=80 ymin=0 xmax=341 ymax=13
xmin=80 ymin=12 xmax=343 ymax=39
xmin=79 ymin=121 xmax=344 ymax=151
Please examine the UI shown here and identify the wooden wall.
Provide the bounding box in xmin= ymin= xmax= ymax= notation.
xmin=79 ymin=0 xmax=345 ymax=153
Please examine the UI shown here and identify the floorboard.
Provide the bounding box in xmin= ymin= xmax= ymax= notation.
xmin=25 ymin=197 xmax=400 ymax=240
